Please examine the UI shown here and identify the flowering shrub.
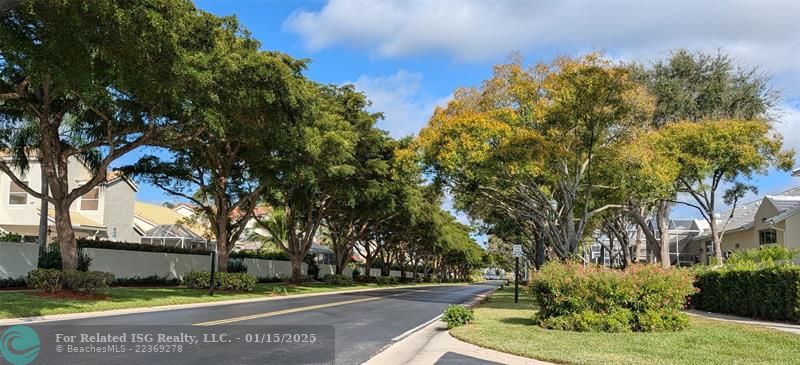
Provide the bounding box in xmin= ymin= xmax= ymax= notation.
xmin=530 ymin=262 xmax=696 ymax=332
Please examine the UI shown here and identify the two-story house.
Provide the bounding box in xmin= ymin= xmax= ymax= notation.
xmin=690 ymin=185 xmax=800 ymax=262
xmin=0 ymin=156 xmax=140 ymax=242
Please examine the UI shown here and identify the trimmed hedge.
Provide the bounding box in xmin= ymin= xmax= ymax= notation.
xmin=38 ymin=245 xmax=92 ymax=271
xmin=183 ymin=271 xmax=257 ymax=291
xmin=375 ymin=276 xmax=398 ymax=285
xmin=530 ymin=262 xmax=696 ymax=332
xmin=77 ymin=238 xmax=212 ymax=255
xmin=257 ymin=275 xmax=284 ymax=283
xmin=229 ymin=250 xmax=289 ymax=261
xmin=27 ymin=269 xmax=63 ymax=292
xmin=0 ymin=276 xmax=27 ymax=288
xmin=692 ymin=266 xmax=800 ymax=322
xmin=114 ymin=275 xmax=181 ymax=287
xmin=63 ymin=270 xmax=114 ymax=295
xmin=27 ymin=269 xmax=113 ymax=294
xmin=322 ymin=274 xmax=353 ymax=286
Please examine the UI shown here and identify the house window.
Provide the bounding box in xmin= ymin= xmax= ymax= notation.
xmin=705 ymin=241 xmax=714 ymax=255
xmin=80 ymin=186 xmax=99 ymax=210
xmin=9 ymin=181 xmax=28 ymax=205
xmin=759 ymin=229 xmax=777 ymax=245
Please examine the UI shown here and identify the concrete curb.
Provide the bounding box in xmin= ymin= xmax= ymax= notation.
xmin=0 ymin=283 xmax=464 ymax=326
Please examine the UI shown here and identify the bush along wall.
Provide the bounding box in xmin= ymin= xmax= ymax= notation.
xmin=692 ymin=266 xmax=800 ymax=322
xmin=183 ymin=271 xmax=257 ymax=291
xmin=27 ymin=268 xmax=114 ymax=295
xmin=530 ymin=262 xmax=697 ymax=332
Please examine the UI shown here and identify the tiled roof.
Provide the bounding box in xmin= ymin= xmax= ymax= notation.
xmin=44 ymin=210 xmax=104 ymax=228
xmin=134 ymin=201 xmax=208 ymax=237
xmin=765 ymin=195 xmax=800 ymax=224
xmin=694 ymin=185 xmax=800 ymax=239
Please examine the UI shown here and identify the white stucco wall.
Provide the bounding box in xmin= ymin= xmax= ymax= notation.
xmin=85 ymin=248 xmax=211 ymax=280
xmin=1 ymin=245 xmax=413 ymax=281
xmin=0 ymin=243 xmax=38 ymax=278
xmin=243 ymin=258 xmax=307 ymax=279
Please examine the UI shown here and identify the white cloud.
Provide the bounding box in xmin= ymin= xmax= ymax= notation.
xmin=775 ymin=104 xmax=800 ymax=165
xmin=286 ymin=0 xmax=799 ymax=94
xmin=345 ymin=70 xmax=450 ymax=138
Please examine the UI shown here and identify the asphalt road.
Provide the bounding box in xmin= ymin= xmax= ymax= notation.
xmin=21 ymin=282 xmax=500 ymax=365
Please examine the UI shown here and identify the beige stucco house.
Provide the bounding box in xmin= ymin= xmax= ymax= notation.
xmin=691 ymin=186 xmax=800 ymax=263
xmin=0 ymin=156 xmax=140 ymax=242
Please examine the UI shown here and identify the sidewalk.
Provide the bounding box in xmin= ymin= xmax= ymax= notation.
xmin=687 ymin=310 xmax=800 ymax=335
xmin=365 ymin=319 xmax=553 ymax=365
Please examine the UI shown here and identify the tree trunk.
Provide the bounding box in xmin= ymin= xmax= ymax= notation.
xmin=627 ymin=205 xmax=660 ymax=262
xmin=54 ymin=202 xmax=78 ymax=270
xmin=215 ymin=218 xmax=230 ymax=272
xmin=334 ymin=242 xmax=349 ymax=275
xmin=335 ymin=256 xmax=345 ymax=275
xmin=290 ymin=253 xmax=304 ymax=284
xmin=656 ymin=201 xmax=671 ymax=269
xmin=710 ymin=214 xmax=723 ymax=264
xmin=633 ymin=225 xmax=644 ymax=264
xmin=534 ymin=236 xmax=546 ymax=270
xmin=599 ymin=244 xmax=605 ymax=266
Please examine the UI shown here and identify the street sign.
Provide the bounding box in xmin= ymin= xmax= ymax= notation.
xmin=512 ymin=244 xmax=523 ymax=257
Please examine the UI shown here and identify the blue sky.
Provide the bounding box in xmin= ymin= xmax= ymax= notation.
xmin=126 ymin=0 xmax=800 ymax=229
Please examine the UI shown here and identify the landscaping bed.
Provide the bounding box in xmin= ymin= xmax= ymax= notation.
xmin=450 ymin=287 xmax=800 ymax=365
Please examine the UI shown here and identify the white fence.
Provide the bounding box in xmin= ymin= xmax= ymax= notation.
xmin=0 ymin=243 xmax=424 ymax=280
xmin=0 ymin=243 xmax=38 ymax=279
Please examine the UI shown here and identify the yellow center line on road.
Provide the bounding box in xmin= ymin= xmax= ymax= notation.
xmin=193 ymin=287 xmax=446 ymax=326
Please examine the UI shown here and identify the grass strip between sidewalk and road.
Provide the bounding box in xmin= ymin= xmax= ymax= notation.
xmin=0 ymin=282 xmax=451 ymax=320
xmin=449 ymin=287 xmax=800 ymax=365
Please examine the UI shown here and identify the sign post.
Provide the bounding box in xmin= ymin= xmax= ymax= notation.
xmin=512 ymin=244 xmax=522 ymax=303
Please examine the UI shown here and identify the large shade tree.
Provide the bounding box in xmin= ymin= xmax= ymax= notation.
xmin=648 ymin=119 xmax=793 ymax=263
xmin=620 ymin=49 xmax=784 ymax=266
xmin=0 ymin=0 xmax=212 ymax=269
xmin=125 ymin=18 xmax=308 ymax=271
xmin=417 ymin=53 xmax=653 ymax=260
xmin=258 ymin=84 xmax=366 ymax=283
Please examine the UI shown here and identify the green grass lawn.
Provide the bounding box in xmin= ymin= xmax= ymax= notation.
xmin=450 ymin=288 xmax=800 ymax=365
xmin=0 ymin=282 xmax=431 ymax=319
